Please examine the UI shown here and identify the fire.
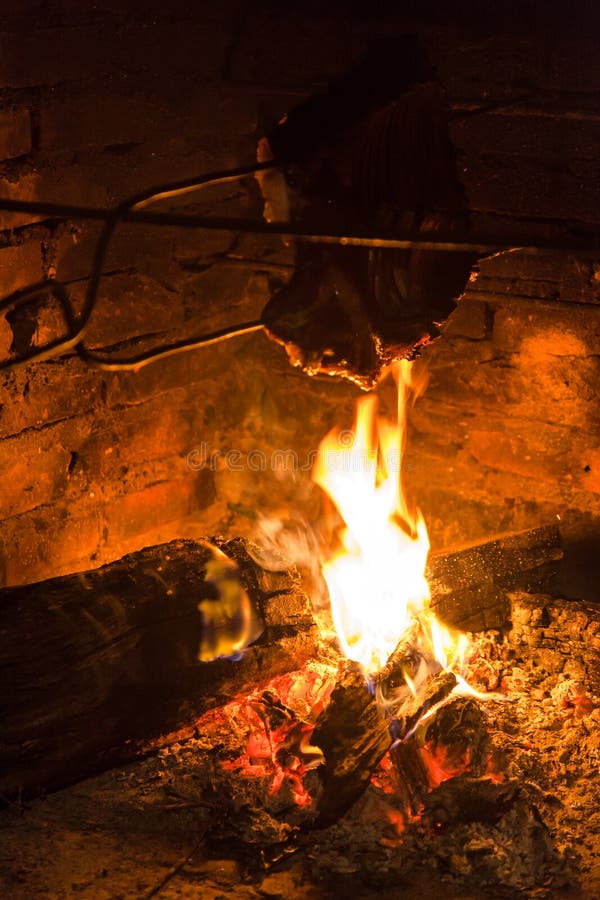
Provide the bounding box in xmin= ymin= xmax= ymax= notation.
xmin=312 ymin=361 xmax=467 ymax=682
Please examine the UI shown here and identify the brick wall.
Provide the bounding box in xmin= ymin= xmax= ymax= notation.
xmin=406 ymin=252 xmax=600 ymax=552
xmin=0 ymin=1 xmax=364 ymax=586
xmin=0 ymin=2 xmax=599 ymax=586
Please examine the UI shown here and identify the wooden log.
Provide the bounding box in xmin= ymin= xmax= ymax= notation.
xmin=0 ymin=537 xmax=320 ymax=799
xmin=311 ymin=661 xmax=391 ymax=826
xmin=509 ymin=593 xmax=600 ymax=694
xmin=389 ymin=696 xmax=488 ymax=816
xmin=426 ymin=524 xmax=563 ymax=632
xmin=386 ymin=670 xmax=458 ymax=741
xmin=422 ymin=778 xmax=520 ymax=829
xmin=373 ymin=620 xmax=426 ymax=696
xmin=388 ymin=737 xmax=431 ymax=815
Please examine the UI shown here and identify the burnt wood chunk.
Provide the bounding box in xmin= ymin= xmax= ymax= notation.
xmin=423 ymin=778 xmax=520 ymax=828
xmin=388 ymin=737 xmax=432 ymax=815
xmin=426 ymin=524 xmax=563 ymax=631
xmin=0 ymin=538 xmax=319 ymax=799
xmin=374 ymin=619 xmax=427 ymax=694
xmin=312 ymin=661 xmax=391 ymax=826
xmin=390 ymin=696 xmax=488 ymax=815
xmin=387 ymin=670 xmax=458 ymax=741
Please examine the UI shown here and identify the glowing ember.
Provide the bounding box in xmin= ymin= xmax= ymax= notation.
xmin=219 ymin=664 xmax=335 ymax=809
xmin=313 ymin=361 xmax=469 ymax=683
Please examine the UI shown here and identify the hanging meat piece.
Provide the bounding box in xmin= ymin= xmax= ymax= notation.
xmin=258 ymin=37 xmax=478 ymax=387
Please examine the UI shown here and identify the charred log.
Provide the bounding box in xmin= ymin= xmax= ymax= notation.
xmin=423 ymin=778 xmax=520 ymax=829
xmin=309 ymin=525 xmax=562 ymax=824
xmin=389 ymin=696 xmax=488 ymax=816
xmin=311 ymin=661 xmax=391 ymax=826
xmin=0 ymin=538 xmax=319 ymax=799
xmin=426 ymin=524 xmax=563 ymax=631
xmin=385 ymin=670 xmax=458 ymax=741
xmin=373 ymin=620 xmax=429 ymax=698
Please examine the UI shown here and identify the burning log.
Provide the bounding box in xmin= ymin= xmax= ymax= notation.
xmin=0 ymin=522 xmax=563 ymax=814
xmin=389 ymin=696 xmax=489 ymax=816
xmin=311 ymin=661 xmax=391 ymax=826
xmin=385 ymin=670 xmax=458 ymax=741
xmin=426 ymin=524 xmax=563 ymax=632
xmin=373 ymin=619 xmax=427 ymax=695
xmin=0 ymin=537 xmax=319 ymax=799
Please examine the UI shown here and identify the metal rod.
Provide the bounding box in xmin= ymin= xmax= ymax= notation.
xmin=2 ymin=155 xmax=599 ymax=376
xmin=78 ymin=321 xmax=265 ymax=371
xmin=1 ymin=197 xmax=599 ymax=254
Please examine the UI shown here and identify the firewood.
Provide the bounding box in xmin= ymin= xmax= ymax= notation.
xmin=0 ymin=537 xmax=319 ymax=799
xmin=426 ymin=524 xmax=563 ymax=631
xmin=373 ymin=619 xmax=426 ymax=696
xmin=389 ymin=696 xmax=488 ymax=816
xmin=386 ymin=670 xmax=458 ymax=741
xmin=388 ymin=736 xmax=431 ymax=814
xmin=422 ymin=778 xmax=520 ymax=828
xmin=311 ymin=661 xmax=391 ymax=826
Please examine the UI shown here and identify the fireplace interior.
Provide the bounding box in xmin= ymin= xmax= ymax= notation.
xmin=1 ymin=2 xmax=600 ymax=898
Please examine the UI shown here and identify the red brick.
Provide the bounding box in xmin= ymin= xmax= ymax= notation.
xmin=461 ymin=154 xmax=600 ymax=224
xmin=0 ymin=496 xmax=102 ymax=587
xmin=560 ymin=258 xmax=600 ymax=306
xmin=423 ymin=349 xmax=600 ymax=430
xmin=478 ymin=251 xmax=565 ymax=282
xmin=0 ymin=22 xmax=232 ymax=89
xmin=104 ymin=476 xmax=197 ymax=547
xmin=39 ymin=92 xmax=163 ymax=152
xmin=101 ymin=327 xmax=274 ymax=408
xmin=581 ymin=451 xmax=600 ymax=495
xmin=0 ymin=417 xmax=91 ymax=518
xmin=69 ymin=273 xmax=187 ymax=349
xmin=492 ymin=300 xmax=600 ymax=356
xmin=409 ymin=405 xmax=600 ymax=519
xmin=0 ymin=240 xmax=42 ymax=297
xmin=99 ymin=455 xmax=190 ymax=502
xmin=442 ymin=298 xmax=489 ymax=340
xmin=0 ymin=359 xmax=105 ymax=439
xmin=468 ymin=429 xmax=569 ymax=486
xmin=0 ymin=314 xmax=12 ymax=360
xmin=77 ymin=391 xmax=192 ymax=479
xmin=56 ymin=222 xmax=175 ymax=286
xmin=0 ymin=106 xmax=31 ymax=160
xmin=470 ymin=275 xmax=560 ymax=303
xmin=0 ymin=172 xmax=46 ymax=230
xmin=450 ymin=113 xmax=600 ymax=162
xmin=227 ymin=6 xmax=360 ymax=86
xmin=39 ymin=79 xmax=257 ymax=152
xmin=34 ymin=158 xmax=112 ymax=207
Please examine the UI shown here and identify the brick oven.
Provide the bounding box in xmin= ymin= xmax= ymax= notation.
xmin=1 ymin=2 xmax=599 ymax=897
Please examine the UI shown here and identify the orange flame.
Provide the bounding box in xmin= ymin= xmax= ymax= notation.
xmin=313 ymin=361 xmax=468 ymax=682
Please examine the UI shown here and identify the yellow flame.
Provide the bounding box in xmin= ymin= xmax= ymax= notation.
xmin=313 ymin=361 xmax=468 ymax=681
